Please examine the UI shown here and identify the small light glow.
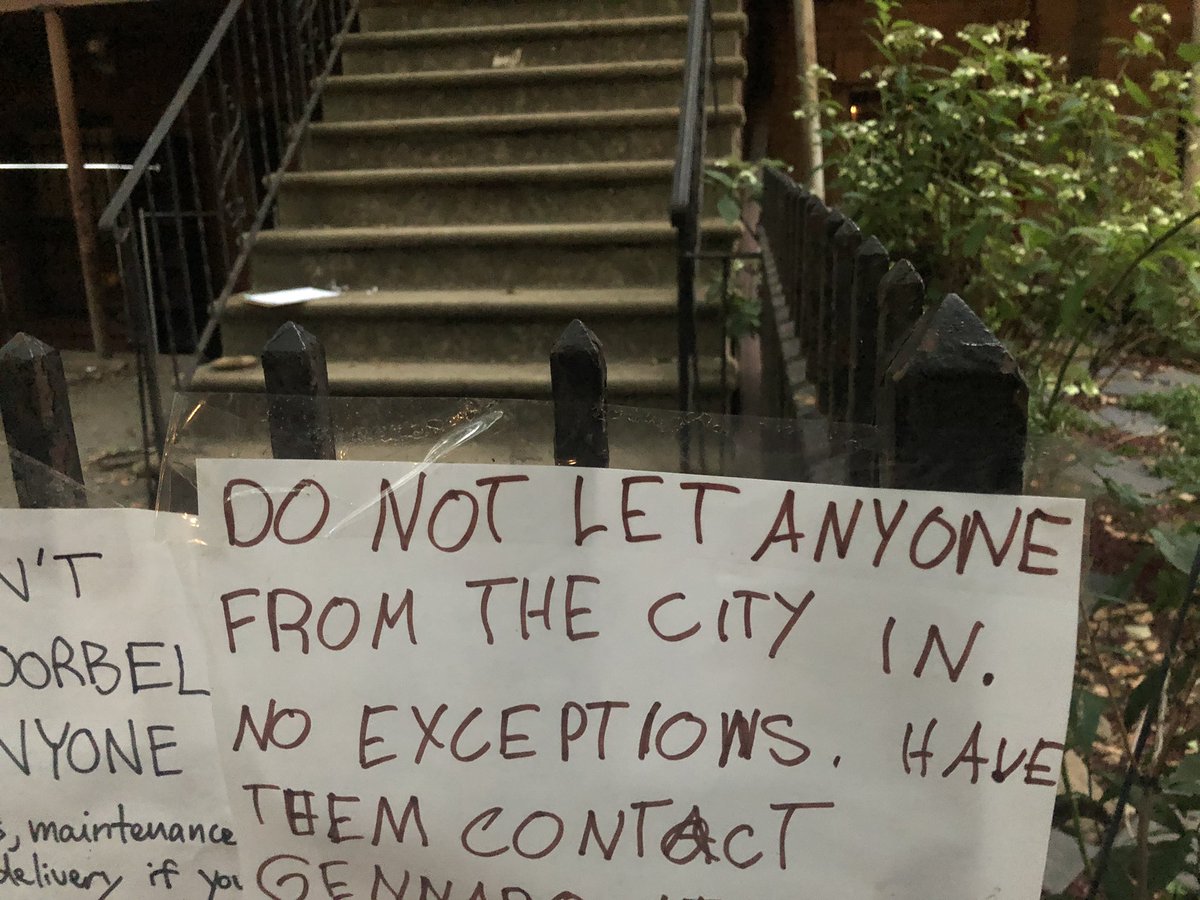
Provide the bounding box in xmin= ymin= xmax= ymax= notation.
xmin=850 ymin=104 xmax=860 ymax=121
xmin=0 ymin=163 xmax=135 ymax=171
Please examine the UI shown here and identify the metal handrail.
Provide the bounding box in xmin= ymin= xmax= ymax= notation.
xmin=95 ymin=0 xmax=359 ymax=504
xmin=670 ymin=0 xmax=717 ymax=416
xmin=98 ymin=0 xmax=243 ymax=234
xmin=669 ymin=0 xmax=708 ymax=230
xmin=186 ymin=0 xmax=360 ymax=372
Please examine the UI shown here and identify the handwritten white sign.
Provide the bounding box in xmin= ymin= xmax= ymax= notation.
xmin=0 ymin=509 xmax=240 ymax=899
xmin=194 ymin=460 xmax=1084 ymax=899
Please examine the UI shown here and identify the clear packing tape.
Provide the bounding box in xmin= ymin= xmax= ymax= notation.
xmin=0 ymin=446 xmax=133 ymax=510
xmin=147 ymin=388 xmax=1108 ymax=620
xmin=0 ymin=391 xmax=1109 ymax=545
xmin=154 ymin=392 xmax=1105 ymax=515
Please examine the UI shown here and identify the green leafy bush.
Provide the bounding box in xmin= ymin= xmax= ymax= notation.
xmin=705 ymin=158 xmax=790 ymax=339
xmin=1056 ymin=522 xmax=1200 ymax=900
xmin=1125 ymin=385 xmax=1200 ymax=489
xmin=805 ymin=10 xmax=1200 ymax=891
xmin=805 ymin=0 xmax=1200 ymax=419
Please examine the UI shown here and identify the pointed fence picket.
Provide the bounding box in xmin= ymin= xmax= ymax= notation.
xmin=756 ymin=165 xmax=1028 ymax=494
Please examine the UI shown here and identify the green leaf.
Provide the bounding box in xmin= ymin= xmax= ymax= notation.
xmin=1147 ymin=836 xmax=1193 ymax=891
xmin=1148 ymin=139 xmax=1178 ymax=172
xmin=1099 ymin=474 xmax=1150 ymax=512
xmin=1123 ymin=672 xmax=1158 ymax=730
xmin=1100 ymin=846 xmax=1139 ymax=900
xmin=1178 ymin=42 xmax=1200 ymax=65
xmin=1151 ymin=796 xmax=1189 ymax=834
xmin=706 ymin=169 xmax=736 ymax=190
xmin=1061 ymin=278 xmax=1090 ymax=330
xmin=1123 ymin=74 xmax=1152 ymax=109
xmin=1020 ymin=221 xmax=1053 ymax=249
xmin=1066 ymin=688 xmax=1108 ymax=755
xmin=1150 ymin=527 xmax=1200 ymax=575
xmin=1068 ymin=225 xmax=1111 ymax=244
xmin=717 ymin=195 xmax=742 ymax=225
xmin=1164 ymin=753 xmax=1200 ymax=796
xmin=961 ymin=218 xmax=992 ymax=256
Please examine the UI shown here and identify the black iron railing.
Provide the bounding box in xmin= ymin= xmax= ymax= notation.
xmin=99 ymin=0 xmax=359 ymax=492
xmin=670 ymin=0 xmax=717 ymax=415
xmin=756 ymin=163 xmax=1031 ymax=493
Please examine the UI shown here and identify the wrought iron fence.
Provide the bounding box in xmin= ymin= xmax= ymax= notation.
xmin=1 ymin=307 xmax=1019 ymax=508
xmin=98 ymin=0 xmax=360 ymax=499
xmin=756 ymin=165 xmax=1029 ymax=494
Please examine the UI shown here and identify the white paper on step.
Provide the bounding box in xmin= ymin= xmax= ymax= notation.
xmin=243 ymin=287 xmax=341 ymax=307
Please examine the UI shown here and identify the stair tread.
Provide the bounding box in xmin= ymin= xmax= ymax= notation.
xmin=230 ymin=0 xmax=746 ymax=403
xmin=255 ymin=219 xmax=738 ymax=248
xmin=345 ymin=12 xmax=747 ymax=46
xmin=193 ymin=358 xmax=721 ymax=395
xmin=281 ymin=159 xmax=676 ymax=186
xmin=325 ymin=57 xmax=746 ymax=90
xmin=227 ymin=287 xmax=694 ymax=318
xmin=306 ymin=105 xmax=744 ymax=136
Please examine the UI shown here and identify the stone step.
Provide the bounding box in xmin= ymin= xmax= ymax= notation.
xmin=220 ymin=288 xmax=723 ymax=362
xmin=322 ymin=58 xmax=746 ymax=120
xmin=359 ymin=0 xmax=742 ymax=31
xmin=249 ymin=220 xmax=739 ymax=291
xmin=342 ymin=14 xmax=747 ymax=74
xmin=190 ymin=357 xmax=726 ymax=411
xmin=303 ymin=106 xmax=744 ymax=170
xmin=275 ymin=160 xmax=709 ymax=227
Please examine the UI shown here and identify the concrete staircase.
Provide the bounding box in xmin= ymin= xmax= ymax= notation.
xmin=193 ymin=0 xmax=747 ymax=408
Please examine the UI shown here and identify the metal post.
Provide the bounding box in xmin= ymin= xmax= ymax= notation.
xmin=813 ymin=207 xmax=845 ymax=413
xmin=0 ymin=334 xmax=87 ymax=509
xmin=261 ymin=322 xmax=337 ymax=460
xmin=828 ymin=219 xmax=863 ymax=424
xmin=551 ymin=319 xmax=609 ymax=468
xmin=846 ymin=236 xmax=891 ymax=428
xmin=44 ymin=7 xmax=109 ymax=357
xmin=799 ymin=194 xmax=827 ymax=357
xmin=877 ymin=295 xmax=1029 ymax=494
xmin=875 ymin=260 xmax=926 ymax=383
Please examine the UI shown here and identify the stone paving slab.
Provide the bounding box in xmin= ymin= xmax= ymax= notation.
xmin=1094 ymin=459 xmax=1175 ymax=495
xmin=1099 ymin=364 xmax=1200 ymax=397
xmin=1043 ymin=829 xmax=1092 ymax=894
xmin=1085 ymin=405 xmax=1167 ymax=437
xmin=1150 ymin=364 xmax=1200 ymax=389
xmin=1079 ymin=363 xmax=1199 ymax=497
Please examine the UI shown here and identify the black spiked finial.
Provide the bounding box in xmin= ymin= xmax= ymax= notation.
xmin=876 ymin=259 xmax=927 ymax=381
xmin=814 ymin=207 xmax=847 ymax=412
xmin=261 ymin=322 xmax=336 ymax=461
xmin=828 ymin=219 xmax=864 ymax=424
xmin=846 ymin=235 xmax=891 ymax=427
xmin=551 ymin=319 xmax=608 ymax=468
xmin=0 ymin=333 xmax=86 ymax=508
xmin=799 ymin=195 xmax=830 ymax=357
xmin=878 ymin=295 xmax=1028 ymax=494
